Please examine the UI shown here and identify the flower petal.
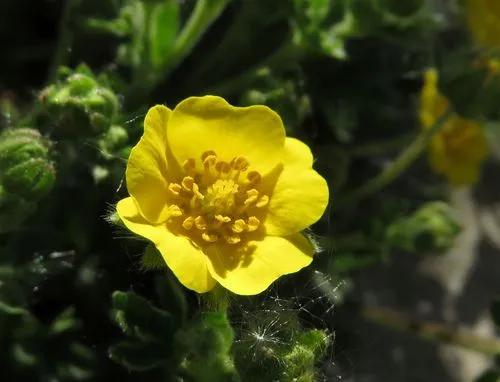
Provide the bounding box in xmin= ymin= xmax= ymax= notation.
xmin=264 ymin=138 xmax=329 ymax=236
xmin=205 ymin=233 xmax=314 ymax=295
xmin=117 ymin=197 xmax=216 ymax=293
xmin=126 ymin=105 xmax=172 ymax=224
xmin=167 ymin=96 xmax=285 ymax=173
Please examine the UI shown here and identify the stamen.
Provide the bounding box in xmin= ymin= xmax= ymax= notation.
xmin=182 ymin=216 xmax=194 ymax=230
xmin=215 ymin=161 xmax=231 ymax=174
xmin=203 ymin=155 xmax=217 ymax=170
xmin=168 ymin=183 xmax=181 ymax=196
xmin=256 ymin=195 xmax=269 ymax=208
xmin=232 ymin=219 xmax=247 ymax=233
xmin=168 ymin=204 xmax=183 ymax=217
xmin=244 ymin=189 xmax=259 ymax=205
xmin=202 ymin=232 xmax=218 ymax=243
xmin=215 ymin=215 xmax=231 ymax=223
xmin=194 ymin=216 xmax=207 ymax=230
xmin=192 ymin=183 xmax=204 ymax=199
xmin=247 ymin=216 xmax=260 ymax=231
xmin=201 ymin=150 xmax=216 ymax=161
xmin=171 ymin=149 xmax=269 ymax=244
xmin=181 ymin=176 xmax=194 ymax=191
xmin=225 ymin=234 xmax=241 ymax=244
xmin=247 ymin=171 xmax=261 ymax=185
xmin=232 ymin=156 xmax=249 ymax=171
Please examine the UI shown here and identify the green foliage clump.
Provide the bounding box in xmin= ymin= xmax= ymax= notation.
xmin=110 ymin=290 xmax=239 ymax=381
xmin=0 ymin=252 xmax=94 ymax=381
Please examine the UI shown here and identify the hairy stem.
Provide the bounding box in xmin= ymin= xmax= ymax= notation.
xmin=339 ymin=110 xmax=451 ymax=205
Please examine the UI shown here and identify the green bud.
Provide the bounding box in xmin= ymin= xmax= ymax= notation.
xmin=0 ymin=128 xmax=55 ymax=200
xmin=99 ymin=125 xmax=128 ymax=155
xmin=281 ymin=329 xmax=330 ymax=382
xmin=39 ymin=64 xmax=120 ymax=136
xmin=386 ymin=201 xmax=461 ymax=254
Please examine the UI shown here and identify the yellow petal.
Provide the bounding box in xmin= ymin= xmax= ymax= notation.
xmin=126 ymin=105 xmax=172 ymax=224
xmin=429 ymin=116 xmax=488 ymax=186
xmin=466 ymin=0 xmax=500 ymax=49
xmin=264 ymin=138 xmax=329 ymax=236
xmin=116 ymin=197 xmax=216 ymax=293
xmin=205 ymin=233 xmax=314 ymax=295
xmin=167 ymin=96 xmax=285 ymax=173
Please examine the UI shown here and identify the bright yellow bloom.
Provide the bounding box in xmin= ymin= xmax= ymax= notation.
xmin=419 ymin=69 xmax=488 ymax=186
xmin=116 ymin=96 xmax=329 ymax=295
xmin=466 ymin=0 xmax=500 ymax=49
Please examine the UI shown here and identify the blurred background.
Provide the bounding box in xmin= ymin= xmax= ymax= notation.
xmin=1 ymin=0 xmax=500 ymax=381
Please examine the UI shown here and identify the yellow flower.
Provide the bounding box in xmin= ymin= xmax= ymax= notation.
xmin=466 ymin=0 xmax=500 ymax=49
xmin=116 ymin=96 xmax=329 ymax=295
xmin=419 ymin=69 xmax=488 ymax=186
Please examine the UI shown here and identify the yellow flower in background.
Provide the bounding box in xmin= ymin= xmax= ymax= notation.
xmin=117 ymin=96 xmax=329 ymax=295
xmin=466 ymin=0 xmax=500 ymax=49
xmin=419 ymin=69 xmax=488 ymax=186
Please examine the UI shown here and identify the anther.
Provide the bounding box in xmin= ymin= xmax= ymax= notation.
xmin=232 ymin=219 xmax=247 ymax=233
xmin=247 ymin=171 xmax=261 ymax=185
xmin=181 ymin=176 xmax=194 ymax=191
xmin=182 ymin=216 xmax=194 ymax=230
xmin=232 ymin=156 xmax=249 ymax=171
xmin=202 ymin=232 xmax=218 ymax=243
xmin=168 ymin=183 xmax=181 ymax=196
xmin=192 ymin=183 xmax=204 ymax=199
xmin=215 ymin=215 xmax=231 ymax=223
xmin=168 ymin=204 xmax=183 ymax=217
xmin=201 ymin=150 xmax=217 ymax=161
xmin=225 ymin=234 xmax=241 ymax=244
xmin=244 ymin=189 xmax=259 ymax=205
xmin=203 ymin=155 xmax=217 ymax=169
xmin=247 ymin=216 xmax=260 ymax=231
xmin=215 ymin=161 xmax=231 ymax=173
xmin=194 ymin=216 xmax=207 ymax=230
xmin=256 ymin=195 xmax=269 ymax=208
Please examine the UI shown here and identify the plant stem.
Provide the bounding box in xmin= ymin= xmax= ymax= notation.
xmin=339 ymin=110 xmax=451 ymax=205
xmin=166 ymin=0 xmax=230 ymax=77
xmin=127 ymin=0 xmax=231 ymax=106
xmin=349 ymin=133 xmax=414 ymax=157
xmin=48 ymin=0 xmax=80 ymax=83
xmin=363 ymin=305 xmax=500 ymax=356
xmin=200 ymin=285 xmax=230 ymax=313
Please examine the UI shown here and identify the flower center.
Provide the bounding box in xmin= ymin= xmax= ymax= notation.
xmin=165 ymin=151 xmax=269 ymax=245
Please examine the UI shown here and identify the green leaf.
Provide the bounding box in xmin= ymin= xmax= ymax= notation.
xmin=111 ymin=290 xmax=174 ymax=341
xmin=148 ymin=0 xmax=179 ymax=69
xmin=109 ymin=341 xmax=167 ymax=371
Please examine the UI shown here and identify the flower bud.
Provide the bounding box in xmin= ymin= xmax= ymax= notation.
xmin=39 ymin=64 xmax=119 ymax=136
xmin=0 ymin=128 xmax=56 ymax=200
xmin=386 ymin=201 xmax=461 ymax=254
